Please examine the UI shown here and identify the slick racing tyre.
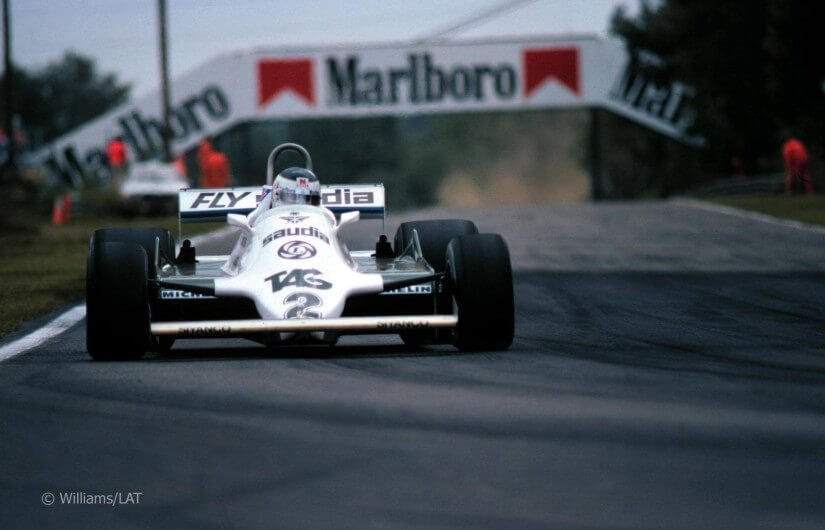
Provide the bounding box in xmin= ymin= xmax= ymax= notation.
xmin=90 ymin=227 xmax=176 ymax=354
xmin=393 ymin=219 xmax=477 ymax=272
xmin=393 ymin=219 xmax=478 ymax=346
xmin=86 ymin=242 xmax=151 ymax=361
xmin=91 ymin=227 xmax=175 ymax=277
xmin=447 ymin=233 xmax=514 ymax=351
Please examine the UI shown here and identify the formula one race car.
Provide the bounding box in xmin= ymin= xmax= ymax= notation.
xmin=85 ymin=143 xmax=514 ymax=360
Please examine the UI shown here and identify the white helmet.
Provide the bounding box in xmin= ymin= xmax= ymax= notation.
xmin=273 ymin=167 xmax=321 ymax=206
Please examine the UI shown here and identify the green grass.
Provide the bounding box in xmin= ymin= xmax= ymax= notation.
xmin=0 ymin=215 xmax=209 ymax=339
xmin=705 ymin=195 xmax=825 ymax=226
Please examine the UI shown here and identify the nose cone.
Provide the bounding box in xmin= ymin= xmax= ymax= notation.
xmin=251 ymin=265 xmax=343 ymax=321
xmin=215 ymin=204 xmax=384 ymax=322
xmin=243 ymin=207 xmax=347 ymax=320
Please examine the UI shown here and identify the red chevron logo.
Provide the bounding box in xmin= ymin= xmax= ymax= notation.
xmin=257 ymin=58 xmax=315 ymax=107
xmin=523 ymin=47 xmax=580 ymax=97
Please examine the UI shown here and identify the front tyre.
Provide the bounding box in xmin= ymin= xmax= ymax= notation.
xmin=153 ymin=336 xmax=175 ymax=353
xmin=393 ymin=219 xmax=477 ymax=272
xmin=91 ymin=227 xmax=175 ymax=277
xmin=447 ymin=234 xmax=514 ymax=351
xmin=86 ymin=242 xmax=151 ymax=360
xmin=394 ymin=219 xmax=478 ymax=346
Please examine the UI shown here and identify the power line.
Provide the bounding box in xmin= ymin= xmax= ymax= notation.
xmin=416 ymin=0 xmax=539 ymax=42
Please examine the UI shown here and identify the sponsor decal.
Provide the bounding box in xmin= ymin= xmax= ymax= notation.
xmin=277 ymin=241 xmax=317 ymax=260
xmin=382 ymin=284 xmax=433 ymax=295
xmin=321 ymin=188 xmax=375 ymax=205
xmin=44 ymin=84 xmax=231 ymax=179
xmin=257 ymin=46 xmax=582 ymax=107
xmin=280 ymin=211 xmax=309 ymax=224
xmin=178 ymin=325 xmax=232 ymax=336
xmin=258 ymin=58 xmax=315 ymax=107
xmin=608 ymin=54 xmax=694 ymax=136
xmin=377 ymin=320 xmax=430 ymax=330
xmin=259 ymin=48 xmax=584 ymax=110
xmin=256 ymin=187 xmax=272 ymax=204
xmin=326 ymin=53 xmax=517 ymax=106
xmin=266 ymin=269 xmax=332 ymax=292
xmin=125 ymin=85 xmax=230 ymax=158
xmin=283 ymin=291 xmax=323 ymax=319
xmin=523 ymin=47 xmax=580 ymax=96
xmin=227 ymin=255 xmax=242 ymax=273
xmin=188 ymin=191 xmax=251 ymax=209
xmin=262 ymin=226 xmax=330 ymax=247
xmin=160 ymin=289 xmax=209 ymax=300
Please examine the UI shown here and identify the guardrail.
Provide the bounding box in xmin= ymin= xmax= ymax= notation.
xmin=683 ymin=174 xmax=784 ymax=197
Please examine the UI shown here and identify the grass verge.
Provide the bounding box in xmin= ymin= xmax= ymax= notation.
xmin=0 ymin=215 xmax=208 ymax=339
xmin=705 ymin=195 xmax=825 ymax=226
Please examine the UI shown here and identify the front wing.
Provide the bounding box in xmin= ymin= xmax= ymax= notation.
xmin=151 ymin=315 xmax=457 ymax=338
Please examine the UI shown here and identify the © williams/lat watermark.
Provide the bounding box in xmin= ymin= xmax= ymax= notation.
xmin=41 ymin=491 xmax=142 ymax=506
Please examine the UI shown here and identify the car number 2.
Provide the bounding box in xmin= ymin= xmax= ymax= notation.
xmin=283 ymin=292 xmax=323 ymax=319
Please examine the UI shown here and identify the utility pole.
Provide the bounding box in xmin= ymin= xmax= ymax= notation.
xmin=2 ymin=0 xmax=15 ymax=177
xmin=589 ymin=108 xmax=603 ymax=200
xmin=157 ymin=0 xmax=172 ymax=162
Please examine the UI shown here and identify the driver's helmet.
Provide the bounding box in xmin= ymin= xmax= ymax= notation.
xmin=272 ymin=167 xmax=321 ymax=206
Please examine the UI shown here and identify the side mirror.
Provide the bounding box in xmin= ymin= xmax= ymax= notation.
xmin=227 ymin=213 xmax=250 ymax=231
xmin=337 ymin=210 xmax=360 ymax=228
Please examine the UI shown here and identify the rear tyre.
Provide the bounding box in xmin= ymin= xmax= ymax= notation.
xmin=86 ymin=242 xmax=151 ymax=361
xmin=393 ymin=219 xmax=478 ymax=346
xmin=447 ymin=234 xmax=514 ymax=351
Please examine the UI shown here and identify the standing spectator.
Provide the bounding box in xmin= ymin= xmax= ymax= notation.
xmin=201 ymin=148 xmax=232 ymax=188
xmin=0 ymin=125 xmax=25 ymax=168
xmin=172 ymin=153 xmax=187 ymax=180
xmin=106 ymin=136 xmax=128 ymax=189
xmin=730 ymin=156 xmax=746 ymax=180
xmin=197 ymin=136 xmax=213 ymax=182
xmin=0 ymin=128 xmax=7 ymax=165
xmin=782 ymin=137 xmax=812 ymax=195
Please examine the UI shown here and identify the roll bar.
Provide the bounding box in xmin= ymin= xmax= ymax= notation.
xmin=266 ymin=143 xmax=313 ymax=185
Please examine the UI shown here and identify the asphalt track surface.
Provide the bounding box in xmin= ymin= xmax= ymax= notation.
xmin=2 ymin=200 xmax=825 ymax=529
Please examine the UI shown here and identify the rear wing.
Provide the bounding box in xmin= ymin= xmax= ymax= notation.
xmin=178 ymin=184 xmax=385 ymax=223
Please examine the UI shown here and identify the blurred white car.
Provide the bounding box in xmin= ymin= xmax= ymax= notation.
xmin=120 ymin=161 xmax=188 ymax=215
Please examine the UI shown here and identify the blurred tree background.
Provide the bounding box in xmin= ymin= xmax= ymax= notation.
xmin=0 ymin=52 xmax=130 ymax=230
xmin=215 ymin=110 xmax=590 ymax=210
xmin=0 ymin=51 xmax=130 ymax=151
xmin=610 ymin=0 xmax=825 ymax=179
